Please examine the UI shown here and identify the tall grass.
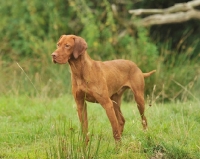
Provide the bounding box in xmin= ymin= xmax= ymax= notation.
xmin=44 ymin=120 xmax=101 ymax=159
xmin=0 ymin=34 xmax=199 ymax=102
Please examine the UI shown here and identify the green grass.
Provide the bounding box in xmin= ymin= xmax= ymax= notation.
xmin=0 ymin=95 xmax=199 ymax=158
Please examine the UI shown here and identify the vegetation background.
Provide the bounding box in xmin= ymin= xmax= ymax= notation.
xmin=0 ymin=0 xmax=199 ymax=101
xmin=0 ymin=0 xmax=199 ymax=158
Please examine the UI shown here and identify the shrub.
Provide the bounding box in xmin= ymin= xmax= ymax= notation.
xmin=0 ymin=0 xmax=199 ymax=102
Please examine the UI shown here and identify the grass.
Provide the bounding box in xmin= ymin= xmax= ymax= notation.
xmin=0 ymin=95 xmax=200 ymax=159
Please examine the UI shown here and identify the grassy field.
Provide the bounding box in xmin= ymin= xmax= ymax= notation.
xmin=0 ymin=95 xmax=199 ymax=159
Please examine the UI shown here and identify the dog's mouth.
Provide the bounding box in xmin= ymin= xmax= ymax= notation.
xmin=52 ymin=57 xmax=69 ymax=64
xmin=52 ymin=58 xmax=57 ymax=64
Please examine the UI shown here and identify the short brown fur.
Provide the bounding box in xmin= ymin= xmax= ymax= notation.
xmin=52 ymin=35 xmax=156 ymax=143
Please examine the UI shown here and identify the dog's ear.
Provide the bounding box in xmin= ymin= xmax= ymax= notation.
xmin=73 ymin=37 xmax=87 ymax=59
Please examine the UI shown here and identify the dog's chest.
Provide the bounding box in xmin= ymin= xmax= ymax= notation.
xmin=74 ymin=76 xmax=103 ymax=97
xmin=74 ymin=77 xmax=92 ymax=95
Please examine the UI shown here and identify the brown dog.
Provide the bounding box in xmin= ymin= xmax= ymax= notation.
xmin=52 ymin=35 xmax=156 ymax=142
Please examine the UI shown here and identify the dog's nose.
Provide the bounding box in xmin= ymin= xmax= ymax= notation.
xmin=51 ymin=52 xmax=57 ymax=58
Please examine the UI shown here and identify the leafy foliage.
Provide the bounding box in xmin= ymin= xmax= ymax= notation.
xmin=0 ymin=0 xmax=199 ymax=101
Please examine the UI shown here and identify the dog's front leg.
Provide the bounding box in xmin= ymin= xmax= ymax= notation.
xmin=74 ymin=91 xmax=89 ymax=144
xmin=97 ymin=97 xmax=121 ymax=142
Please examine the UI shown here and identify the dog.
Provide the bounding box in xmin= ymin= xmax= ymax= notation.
xmin=52 ymin=35 xmax=156 ymax=143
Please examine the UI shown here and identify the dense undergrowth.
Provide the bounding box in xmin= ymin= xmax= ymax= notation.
xmin=0 ymin=0 xmax=199 ymax=102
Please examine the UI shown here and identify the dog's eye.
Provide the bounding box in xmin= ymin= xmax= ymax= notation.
xmin=57 ymin=43 xmax=60 ymax=47
xmin=65 ymin=44 xmax=70 ymax=48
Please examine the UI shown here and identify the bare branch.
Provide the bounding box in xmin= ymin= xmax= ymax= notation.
xmin=129 ymin=0 xmax=200 ymax=15
xmin=129 ymin=9 xmax=163 ymax=15
xmin=129 ymin=0 xmax=200 ymax=26
xmin=141 ymin=9 xmax=200 ymax=26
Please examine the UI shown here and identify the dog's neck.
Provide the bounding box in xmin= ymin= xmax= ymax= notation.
xmin=68 ymin=52 xmax=93 ymax=77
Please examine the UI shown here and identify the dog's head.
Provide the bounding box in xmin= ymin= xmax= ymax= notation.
xmin=51 ymin=35 xmax=87 ymax=64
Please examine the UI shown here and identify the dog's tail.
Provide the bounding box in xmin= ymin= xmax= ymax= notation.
xmin=143 ymin=70 xmax=156 ymax=78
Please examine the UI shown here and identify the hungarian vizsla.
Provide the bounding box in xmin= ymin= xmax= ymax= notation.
xmin=51 ymin=35 xmax=156 ymax=143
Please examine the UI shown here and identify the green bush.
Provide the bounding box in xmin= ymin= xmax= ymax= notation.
xmin=0 ymin=0 xmax=199 ymax=102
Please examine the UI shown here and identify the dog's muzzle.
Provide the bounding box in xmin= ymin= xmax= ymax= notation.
xmin=51 ymin=52 xmax=57 ymax=63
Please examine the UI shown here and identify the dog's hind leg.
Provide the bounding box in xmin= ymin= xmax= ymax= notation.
xmin=111 ymin=93 xmax=125 ymax=136
xmin=130 ymin=76 xmax=148 ymax=130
